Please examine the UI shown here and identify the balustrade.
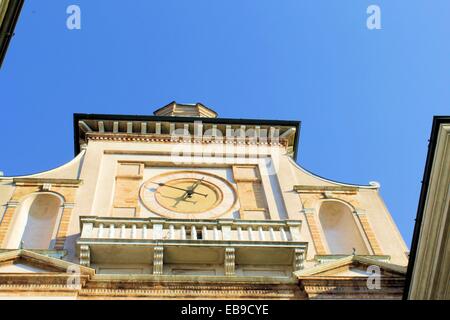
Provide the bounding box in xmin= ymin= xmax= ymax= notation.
xmin=79 ymin=216 xmax=301 ymax=243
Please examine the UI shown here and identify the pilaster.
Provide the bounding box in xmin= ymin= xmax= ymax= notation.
xmin=302 ymin=208 xmax=327 ymax=255
xmin=54 ymin=203 xmax=75 ymax=250
xmin=0 ymin=201 xmax=19 ymax=247
xmin=354 ymin=210 xmax=383 ymax=255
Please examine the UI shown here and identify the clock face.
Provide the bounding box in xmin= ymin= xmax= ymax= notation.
xmin=154 ymin=178 xmax=221 ymax=214
xmin=140 ymin=171 xmax=237 ymax=219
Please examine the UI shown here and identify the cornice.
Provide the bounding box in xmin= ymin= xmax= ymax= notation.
xmin=74 ymin=113 xmax=301 ymax=159
xmin=293 ymin=185 xmax=359 ymax=193
xmin=85 ymin=132 xmax=289 ymax=148
xmin=12 ymin=178 xmax=83 ymax=187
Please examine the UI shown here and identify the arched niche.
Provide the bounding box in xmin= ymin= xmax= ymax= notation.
xmin=318 ymin=200 xmax=369 ymax=255
xmin=5 ymin=192 xmax=63 ymax=249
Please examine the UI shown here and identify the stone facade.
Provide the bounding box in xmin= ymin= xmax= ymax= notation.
xmin=0 ymin=102 xmax=409 ymax=299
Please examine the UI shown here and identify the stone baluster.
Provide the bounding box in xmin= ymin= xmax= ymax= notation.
xmin=180 ymin=225 xmax=186 ymax=240
xmin=269 ymin=227 xmax=276 ymax=241
xmin=202 ymin=226 xmax=208 ymax=240
xmin=247 ymin=226 xmax=253 ymax=241
xmin=213 ymin=226 xmax=219 ymax=240
xmin=120 ymin=224 xmax=126 ymax=239
xmin=131 ymin=224 xmax=137 ymax=239
xmin=169 ymin=225 xmax=175 ymax=239
xmin=191 ymin=226 xmax=197 ymax=240
xmin=258 ymin=226 xmax=265 ymax=241
xmin=109 ymin=224 xmax=115 ymax=238
xmin=98 ymin=223 xmax=104 ymax=238
xmin=280 ymin=227 xmax=288 ymax=241
xmin=142 ymin=224 xmax=148 ymax=239
xmin=237 ymin=227 xmax=243 ymax=240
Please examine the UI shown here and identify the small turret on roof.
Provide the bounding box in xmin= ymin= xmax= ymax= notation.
xmin=153 ymin=101 xmax=218 ymax=118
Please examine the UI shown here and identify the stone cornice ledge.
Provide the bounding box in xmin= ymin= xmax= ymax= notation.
xmin=91 ymin=274 xmax=298 ymax=284
xmin=293 ymin=185 xmax=359 ymax=193
xmin=11 ymin=178 xmax=83 ymax=186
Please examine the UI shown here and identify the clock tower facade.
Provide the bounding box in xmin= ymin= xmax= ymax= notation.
xmin=0 ymin=102 xmax=409 ymax=299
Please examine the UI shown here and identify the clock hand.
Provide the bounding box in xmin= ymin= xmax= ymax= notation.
xmin=189 ymin=177 xmax=205 ymax=192
xmin=186 ymin=178 xmax=208 ymax=197
xmin=185 ymin=190 xmax=208 ymax=198
xmin=153 ymin=182 xmax=208 ymax=197
xmin=172 ymin=192 xmax=190 ymax=208
xmin=155 ymin=183 xmax=190 ymax=193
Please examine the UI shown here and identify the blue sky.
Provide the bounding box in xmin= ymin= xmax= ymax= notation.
xmin=1 ymin=1 xmax=449 ymax=246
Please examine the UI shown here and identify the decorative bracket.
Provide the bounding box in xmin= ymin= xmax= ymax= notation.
xmin=225 ymin=247 xmax=236 ymax=276
xmin=79 ymin=245 xmax=90 ymax=267
xmin=293 ymin=248 xmax=305 ymax=271
xmin=153 ymin=246 xmax=164 ymax=275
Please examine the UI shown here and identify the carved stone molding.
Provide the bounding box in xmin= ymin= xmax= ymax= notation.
xmin=299 ymin=277 xmax=405 ymax=300
xmin=78 ymin=285 xmax=302 ymax=299
xmin=86 ymin=132 xmax=288 ymax=148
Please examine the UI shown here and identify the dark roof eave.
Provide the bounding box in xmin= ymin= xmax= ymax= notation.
xmin=403 ymin=116 xmax=450 ymax=299
xmin=0 ymin=0 xmax=25 ymax=68
xmin=73 ymin=113 xmax=301 ymax=159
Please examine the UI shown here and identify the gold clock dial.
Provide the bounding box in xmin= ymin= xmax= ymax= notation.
xmin=154 ymin=178 xmax=221 ymax=214
xmin=140 ymin=171 xmax=237 ymax=219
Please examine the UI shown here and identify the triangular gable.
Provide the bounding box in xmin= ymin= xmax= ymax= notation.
xmin=294 ymin=255 xmax=406 ymax=278
xmin=0 ymin=250 xmax=95 ymax=275
xmin=0 ymin=262 xmax=51 ymax=273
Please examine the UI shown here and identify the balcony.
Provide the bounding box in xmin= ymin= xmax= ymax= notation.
xmin=77 ymin=216 xmax=307 ymax=276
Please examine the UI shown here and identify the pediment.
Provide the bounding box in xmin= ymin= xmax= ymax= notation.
xmin=294 ymin=255 xmax=406 ymax=279
xmin=0 ymin=261 xmax=55 ymax=273
xmin=0 ymin=250 xmax=95 ymax=275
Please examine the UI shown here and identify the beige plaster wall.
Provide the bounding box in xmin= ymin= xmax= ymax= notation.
xmin=0 ymin=138 xmax=409 ymax=266
xmin=284 ymin=157 xmax=409 ymax=265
